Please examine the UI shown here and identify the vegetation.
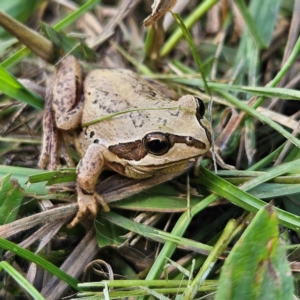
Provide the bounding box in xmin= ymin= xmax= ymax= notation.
xmin=0 ymin=0 xmax=299 ymax=299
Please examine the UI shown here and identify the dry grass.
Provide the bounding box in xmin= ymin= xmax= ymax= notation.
xmin=0 ymin=0 xmax=300 ymax=299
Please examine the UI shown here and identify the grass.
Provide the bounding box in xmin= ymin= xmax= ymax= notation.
xmin=0 ymin=0 xmax=300 ymax=299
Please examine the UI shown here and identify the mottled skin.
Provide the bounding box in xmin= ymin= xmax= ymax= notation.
xmin=39 ymin=56 xmax=212 ymax=227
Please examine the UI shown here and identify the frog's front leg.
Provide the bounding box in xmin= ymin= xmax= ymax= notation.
xmin=68 ymin=143 xmax=110 ymax=228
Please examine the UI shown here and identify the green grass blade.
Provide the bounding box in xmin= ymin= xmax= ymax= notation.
xmin=233 ymin=0 xmax=266 ymax=49
xmin=0 ymin=261 xmax=45 ymax=300
xmin=183 ymin=219 xmax=238 ymax=300
xmin=144 ymin=154 xmax=299 ymax=281
xmin=79 ymin=279 xmax=215 ymax=288
xmin=1 ymin=0 xmax=100 ymax=69
xmin=248 ymin=144 xmax=285 ymax=171
xmin=0 ymin=165 xmax=48 ymax=195
xmin=145 ymin=75 xmax=300 ymax=99
xmin=100 ymin=211 xmax=213 ymax=255
xmin=171 ymin=12 xmax=210 ymax=95
xmin=0 ymin=47 xmax=31 ymax=69
xmin=199 ymin=163 xmax=300 ymax=231
xmin=0 ymin=0 xmax=43 ymax=37
xmin=250 ymin=183 xmax=300 ymax=199
xmin=253 ymin=36 xmax=300 ymax=108
xmin=231 ymin=0 xmax=281 ymax=87
xmin=160 ymin=0 xmax=219 ymax=57
xmin=217 ymin=90 xmax=300 ymax=149
xmin=216 ymin=205 xmax=293 ymax=299
xmin=0 ymin=65 xmax=44 ymax=109
xmin=53 ymin=0 xmax=100 ymax=30
xmin=246 ymin=0 xmax=281 ymax=46
xmin=0 ymin=174 xmax=24 ymax=226
xmin=0 ymin=238 xmax=81 ymax=290
xmin=145 ymin=194 xmax=218 ymax=281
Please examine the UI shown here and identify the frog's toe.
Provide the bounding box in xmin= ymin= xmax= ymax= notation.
xmin=85 ymin=199 xmax=99 ymax=219
xmin=67 ymin=210 xmax=84 ymax=228
xmin=67 ymin=195 xmax=98 ymax=228
xmin=95 ymin=192 xmax=110 ymax=212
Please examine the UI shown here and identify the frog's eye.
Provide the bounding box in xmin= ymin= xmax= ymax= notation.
xmin=195 ymin=97 xmax=205 ymax=119
xmin=142 ymin=132 xmax=170 ymax=155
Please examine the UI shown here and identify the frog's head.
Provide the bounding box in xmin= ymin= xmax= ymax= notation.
xmin=108 ymin=96 xmax=212 ymax=176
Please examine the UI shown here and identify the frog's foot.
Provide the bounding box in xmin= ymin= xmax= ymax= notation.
xmin=67 ymin=191 xmax=110 ymax=228
xmin=68 ymin=192 xmax=98 ymax=228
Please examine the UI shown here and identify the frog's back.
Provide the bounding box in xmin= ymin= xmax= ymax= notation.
xmin=82 ymin=69 xmax=170 ymax=114
xmin=78 ymin=69 xmax=183 ymax=151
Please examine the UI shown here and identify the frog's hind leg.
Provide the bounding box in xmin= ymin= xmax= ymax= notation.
xmin=39 ymin=80 xmax=59 ymax=170
xmin=52 ymin=56 xmax=84 ymax=131
xmin=39 ymin=56 xmax=84 ymax=170
xmin=58 ymin=130 xmax=76 ymax=168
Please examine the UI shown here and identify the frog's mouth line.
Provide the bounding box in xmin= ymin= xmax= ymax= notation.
xmin=131 ymin=155 xmax=199 ymax=169
xmin=126 ymin=159 xmax=191 ymax=177
xmin=108 ymin=134 xmax=208 ymax=162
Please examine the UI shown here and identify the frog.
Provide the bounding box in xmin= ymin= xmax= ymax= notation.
xmin=39 ymin=55 xmax=212 ymax=227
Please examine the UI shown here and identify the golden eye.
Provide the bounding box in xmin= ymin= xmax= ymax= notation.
xmin=142 ymin=132 xmax=170 ymax=155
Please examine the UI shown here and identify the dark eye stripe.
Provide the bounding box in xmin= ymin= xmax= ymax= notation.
xmin=109 ymin=140 xmax=147 ymax=161
xmin=108 ymin=133 xmax=207 ymax=161
xmin=167 ymin=134 xmax=206 ymax=149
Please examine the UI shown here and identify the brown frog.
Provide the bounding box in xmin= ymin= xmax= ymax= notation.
xmin=39 ymin=56 xmax=212 ymax=227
